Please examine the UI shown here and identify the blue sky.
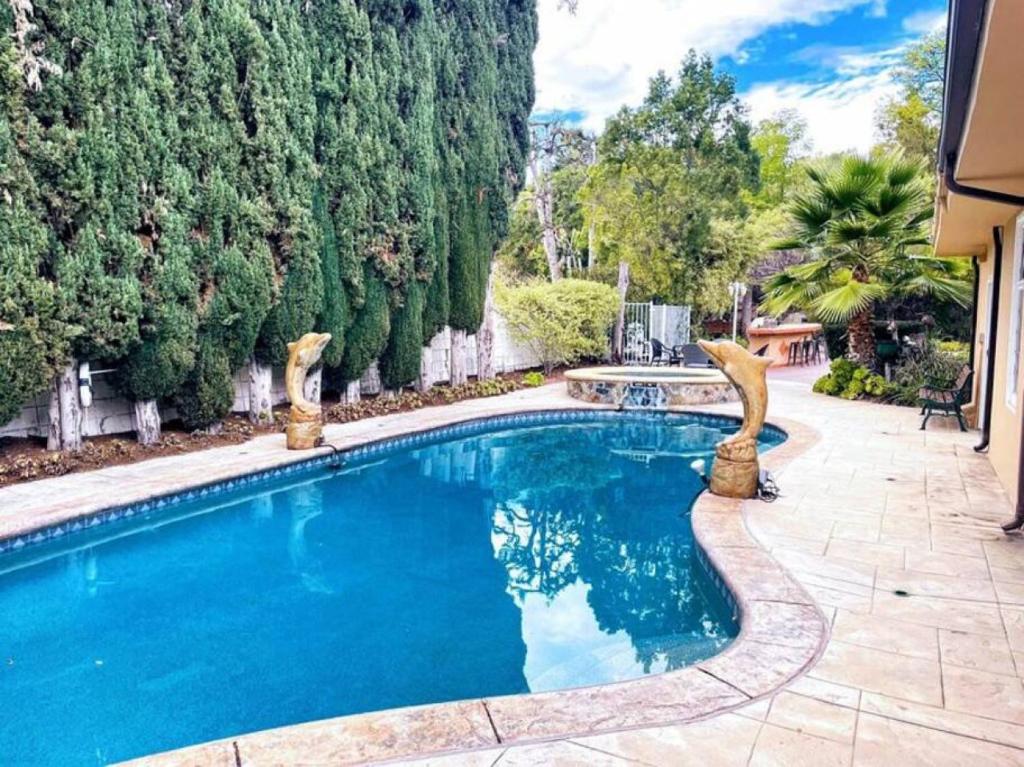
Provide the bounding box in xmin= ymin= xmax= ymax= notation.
xmin=533 ymin=0 xmax=947 ymax=154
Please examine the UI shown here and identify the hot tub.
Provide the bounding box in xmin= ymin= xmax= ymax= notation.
xmin=565 ymin=366 xmax=738 ymax=408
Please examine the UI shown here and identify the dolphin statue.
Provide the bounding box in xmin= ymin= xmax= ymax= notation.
xmin=697 ymin=339 xmax=771 ymax=446
xmin=285 ymin=332 xmax=332 ymax=450
xmin=697 ymin=340 xmax=771 ymax=498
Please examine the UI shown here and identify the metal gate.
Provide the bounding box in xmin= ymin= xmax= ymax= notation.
xmin=622 ymin=303 xmax=691 ymax=365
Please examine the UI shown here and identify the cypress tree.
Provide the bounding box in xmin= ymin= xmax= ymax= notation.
xmin=379 ymin=279 xmax=424 ymax=390
xmin=0 ymin=22 xmax=59 ymax=424
xmin=0 ymin=0 xmax=538 ymax=433
xmin=312 ymin=183 xmax=347 ymax=369
xmin=338 ymin=262 xmax=390 ymax=383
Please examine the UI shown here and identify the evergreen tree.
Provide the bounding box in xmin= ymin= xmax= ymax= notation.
xmin=338 ymin=262 xmax=390 ymax=383
xmin=0 ymin=0 xmax=537 ymax=433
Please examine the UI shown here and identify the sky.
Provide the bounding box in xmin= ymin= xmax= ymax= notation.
xmin=532 ymin=0 xmax=948 ymax=155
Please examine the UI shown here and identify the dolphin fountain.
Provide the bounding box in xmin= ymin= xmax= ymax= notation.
xmin=697 ymin=340 xmax=772 ymax=498
xmin=285 ymin=332 xmax=332 ymax=450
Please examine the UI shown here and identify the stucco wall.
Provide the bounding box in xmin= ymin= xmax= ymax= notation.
xmin=975 ymin=213 xmax=1024 ymax=500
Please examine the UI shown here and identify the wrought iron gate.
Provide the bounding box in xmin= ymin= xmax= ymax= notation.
xmin=622 ymin=303 xmax=691 ymax=365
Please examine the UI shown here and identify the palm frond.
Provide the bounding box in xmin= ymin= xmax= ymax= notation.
xmin=810 ymin=280 xmax=889 ymax=324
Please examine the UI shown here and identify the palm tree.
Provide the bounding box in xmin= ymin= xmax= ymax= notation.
xmin=761 ymin=153 xmax=971 ymax=367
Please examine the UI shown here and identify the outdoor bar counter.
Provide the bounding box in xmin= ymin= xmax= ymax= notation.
xmin=747 ymin=322 xmax=823 ymax=367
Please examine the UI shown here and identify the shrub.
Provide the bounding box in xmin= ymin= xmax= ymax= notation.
xmin=522 ymin=371 xmax=545 ymax=387
xmin=888 ymin=349 xmax=967 ymax=406
xmin=173 ymin=340 xmax=235 ymax=431
xmin=496 ymin=279 xmax=620 ymax=374
xmin=936 ymin=339 xmax=969 ymax=359
xmin=813 ymin=358 xmax=890 ymax=401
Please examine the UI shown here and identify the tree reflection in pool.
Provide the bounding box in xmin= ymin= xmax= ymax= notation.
xmin=0 ymin=412 xmax=783 ymax=765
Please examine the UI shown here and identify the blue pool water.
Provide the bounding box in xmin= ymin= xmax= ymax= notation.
xmin=0 ymin=411 xmax=783 ymax=765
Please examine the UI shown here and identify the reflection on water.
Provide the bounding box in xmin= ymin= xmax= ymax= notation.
xmin=0 ymin=414 xmax=772 ymax=766
xmin=476 ymin=420 xmax=738 ymax=686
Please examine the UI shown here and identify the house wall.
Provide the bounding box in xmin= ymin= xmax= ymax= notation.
xmin=974 ymin=212 xmax=1024 ymax=501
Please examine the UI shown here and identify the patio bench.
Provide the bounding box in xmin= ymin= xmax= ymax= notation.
xmin=919 ymin=365 xmax=973 ymax=432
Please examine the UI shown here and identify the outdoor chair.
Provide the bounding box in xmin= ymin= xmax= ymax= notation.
xmin=650 ymin=338 xmax=681 ymax=366
xmin=680 ymin=343 xmax=714 ymax=368
xmin=919 ymin=365 xmax=974 ymax=432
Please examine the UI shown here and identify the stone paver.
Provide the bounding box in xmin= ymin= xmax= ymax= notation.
xmin=469 ymin=379 xmax=1024 ymax=765
xmin=8 ymin=376 xmax=1024 ymax=765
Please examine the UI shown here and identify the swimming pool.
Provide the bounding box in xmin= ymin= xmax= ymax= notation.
xmin=0 ymin=411 xmax=785 ymax=765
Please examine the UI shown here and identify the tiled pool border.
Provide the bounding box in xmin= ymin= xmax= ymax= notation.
xmin=0 ymin=409 xmax=785 ymax=558
xmin=1 ymin=390 xmax=826 ymax=767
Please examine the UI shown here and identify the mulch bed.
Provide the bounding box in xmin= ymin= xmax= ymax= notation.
xmin=0 ymin=370 xmax=562 ymax=489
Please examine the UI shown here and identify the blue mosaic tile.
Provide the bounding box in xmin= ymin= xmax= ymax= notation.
xmin=0 ymin=408 xmax=785 ymax=558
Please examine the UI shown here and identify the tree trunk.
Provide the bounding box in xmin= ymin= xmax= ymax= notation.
xmin=477 ymin=269 xmax=497 ymax=380
xmin=587 ymin=220 xmax=596 ymax=272
xmin=303 ymin=366 xmax=322 ymax=407
xmin=450 ymin=329 xmax=468 ymax=385
xmin=46 ymin=377 xmax=61 ymax=452
xmin=741 ymin=290 xmax=754 ymax=335
xmin=132 ymin=399 xmax=162 ymax=446
xmin=847 ymin=308 xmax=876 ymax=368
xmin=611 ymin=262 xmax=630 ymax=363
xmin=248 ymin=358 xmax=274 ymax=425
xmin=529 ymin=149 xmax=561 ymax=281
xmin=343 ymin=380 xmax=361 ymax=404
xmin=47 ymin=361 xmax=83 ymax=452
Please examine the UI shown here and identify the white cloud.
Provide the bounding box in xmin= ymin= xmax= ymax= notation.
xmin=533 ymin=0 xmax=890 ymax=133
xmin=744 ymin=72 xmax=899 ymax=155
xmin=902 ymin=9 xmax=946 ymax=34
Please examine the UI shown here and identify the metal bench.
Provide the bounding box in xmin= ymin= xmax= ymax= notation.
xmin=919 ymin=365 xmax=973 ymax=432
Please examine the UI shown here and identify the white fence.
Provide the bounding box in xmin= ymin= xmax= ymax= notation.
xmin=0 ymin=315 xmax=543 ymax=441
xmin=622 ymin=303 xmax=692 ymax=364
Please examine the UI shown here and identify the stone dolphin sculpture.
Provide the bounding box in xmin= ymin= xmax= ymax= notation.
xmin=285 ymin=332 xmax=332 ymax=450
xmin=697 ymin=340 xmax=771 ymax=498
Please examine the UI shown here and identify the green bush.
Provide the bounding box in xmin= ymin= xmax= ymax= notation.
xmin=888 ymin=349 xmax=967 ymax=406
xmin=936 ymin=340 xmax=969 ymax=358
xmin=496 ymin=279 xmax=620 ymax=374
xmin=522 ymin=371 xmax=545 ymax=387
xmin=813 ymin=358 xmax=890 ymax=401
xmin=173 ymin=339 xmax=235 ymax=431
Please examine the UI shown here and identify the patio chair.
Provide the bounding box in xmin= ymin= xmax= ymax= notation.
xmin=919 ymin=365 xmax=974 ymax=432
xmin=650 ymin=338 xmax=681 ymax=366
xmin=680 ymin=343 xmax=714 ymax=368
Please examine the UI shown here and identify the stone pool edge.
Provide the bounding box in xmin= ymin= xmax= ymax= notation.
xmin=106 ymin=406 xmax=828 ymax=766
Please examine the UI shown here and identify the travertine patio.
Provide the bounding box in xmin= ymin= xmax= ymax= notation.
xmin=393 ymin=379 xmax=1024 ymax=766
xmin=3 ymin=377 xmax=1024 ymax=766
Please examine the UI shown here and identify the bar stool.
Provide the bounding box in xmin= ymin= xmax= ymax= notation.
xmin=802 ymin=337 xmax=815 ymax=365
xmin=808 ymin=335 xmax=824 ymax=364
xmin=787 ymin=341 xmax=801 ymax=366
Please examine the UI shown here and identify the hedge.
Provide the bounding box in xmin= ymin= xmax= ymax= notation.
xmin=0 ymin=0 xmax=536 ymax=428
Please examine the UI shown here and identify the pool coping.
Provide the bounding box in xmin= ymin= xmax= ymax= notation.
xmin=0 ymin=387 xmax=826 ymax=766
xmin=564 ymin=366 xmax=730 ymax=384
